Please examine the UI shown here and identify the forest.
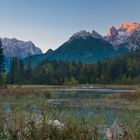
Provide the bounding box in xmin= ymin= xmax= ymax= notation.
xmin=8 ymin=49 xmax=140 ymax=85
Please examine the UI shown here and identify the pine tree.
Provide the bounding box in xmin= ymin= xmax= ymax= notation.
xmin=9 ymin=57 xmax=24 ymax=84
xmin=0 ymin=39 xmax=5 ymax=80
xmin=9 ymin=57 xmax=16 ymax=84
xmin=25 ymin=53 xmax=32 ymax=82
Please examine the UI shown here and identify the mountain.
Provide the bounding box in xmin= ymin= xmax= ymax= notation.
xmin=24 ymin=29 xmax=130 ymax=65
xmin=48 ymin=23 xmax=140 ymax=63
xmin=46 ymin=30 xmax=124 ymax=63
xmin=23 ymin=49 xmax=54 ymax=67
xmin=45 ymin=49 xmax=54 ymax=56
xmin=105 ymin=22 xmax=140 ymax=50
xmin=124 ymin=27 xmax=140 ymax=50
xmin=1 ymin=37 xmax=42 ymax=58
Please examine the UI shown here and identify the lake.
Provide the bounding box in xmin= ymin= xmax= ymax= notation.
xmin=1 ymin=86 xmax=139 ymax=124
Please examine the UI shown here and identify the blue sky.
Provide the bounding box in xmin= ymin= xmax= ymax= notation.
xmin=0 ymin=0 xmax=140 ymax=52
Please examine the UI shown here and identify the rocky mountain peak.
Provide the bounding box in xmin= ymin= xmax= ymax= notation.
xmin=69 ymin=30 xmax=102 ymax=43
xmin=119 ymin=22 xmax=140 ymax=33
xmin=70 ymin=30 xmax=91 ymax=40
xmin=105 ymin=22 xmax=140 ymax=46
xmin=92 ymin=30 xmax=102 ymax=39
xmin=1 ymin=37 xmax=42 ymax=58
xmin=125 ymin=26 xmax=140 ymax=50
xmin=107 ymin=26 xmax=118 ymax=39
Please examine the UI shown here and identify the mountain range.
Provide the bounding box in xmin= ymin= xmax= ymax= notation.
xmin=1 ymin=38 xmax=42 ymax=58
xmin=2 ymin=22 xmax=140 ymax=69
xmin=46 ymin=30 xmax=122 ymax=63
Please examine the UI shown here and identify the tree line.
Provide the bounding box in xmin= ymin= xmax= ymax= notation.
xmin=8 ymin=49 xmax=140 ymax=85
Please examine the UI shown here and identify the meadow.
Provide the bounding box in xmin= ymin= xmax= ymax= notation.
xmin=0 ymin=86 xmax=140 ymax=140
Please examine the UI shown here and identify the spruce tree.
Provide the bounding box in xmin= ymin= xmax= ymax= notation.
xmin=0 ymin=39 xmax=5 ymax=80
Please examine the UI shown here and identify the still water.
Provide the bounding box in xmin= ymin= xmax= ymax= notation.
xmin=1 ymin=87 xmax=139 ymax=125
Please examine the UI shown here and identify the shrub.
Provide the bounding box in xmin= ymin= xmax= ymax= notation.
xmin=0 ymin=73 xmax=7 ymax=88
xmin=64 ymin=77 xmax=79 ymax=87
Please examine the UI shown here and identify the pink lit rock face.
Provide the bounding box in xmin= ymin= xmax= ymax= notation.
xmin=107 ymin=26 xmax=118 ymax=40
xmin=119 ymin=22 xmax=140 ymax=33
xmin=105 ymin=22 xmax=140 ymax=47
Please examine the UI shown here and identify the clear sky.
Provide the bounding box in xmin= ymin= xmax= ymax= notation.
xmin=0 ymin=0 xmax=140 ymax=52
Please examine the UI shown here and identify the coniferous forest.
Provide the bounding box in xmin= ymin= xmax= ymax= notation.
xmin=8 ymin=49 xmax=140 ymax=85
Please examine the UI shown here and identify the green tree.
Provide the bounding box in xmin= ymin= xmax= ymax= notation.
xmin=0 ymin=39 xmax=5 ymax=86
xmin=24 ymin=53 xmax=32 ymax=82
xmin=9 ymin=58 xmax=24 ymax=84
xmin=1 ymin=73 xmax=7 ymax=87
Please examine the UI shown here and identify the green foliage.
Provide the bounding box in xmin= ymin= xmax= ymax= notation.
xmin=64 ymin=77 xmax=79 ymax=87
xmin=8 ymin=58 xmax=24 ymax=84
xmin=136 ymin=88 xmax=140 ymax=94
xmin=0 ymin=72 xmax=7 ymax=88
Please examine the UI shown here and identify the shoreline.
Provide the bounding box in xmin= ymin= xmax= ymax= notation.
xmin=8 ymin=84 xmax=139 ymax=90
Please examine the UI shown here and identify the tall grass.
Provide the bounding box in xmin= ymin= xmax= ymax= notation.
xmin=0 ymin=108 xmax=140 ymax=139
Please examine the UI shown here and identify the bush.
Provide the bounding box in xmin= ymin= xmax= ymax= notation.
xmin=0 ymin=73 xmax=7 ymax=88
xmin=64 ymin=77 xmax=79 ymax=87
xmin=136 ymin=88 xmax=140 ymax=94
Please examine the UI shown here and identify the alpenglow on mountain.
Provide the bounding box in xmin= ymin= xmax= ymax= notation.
xmin=1 ymin=38 xmax=42 ymax=58
xmin=105 ymin=22 xmax=140 ymax=50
